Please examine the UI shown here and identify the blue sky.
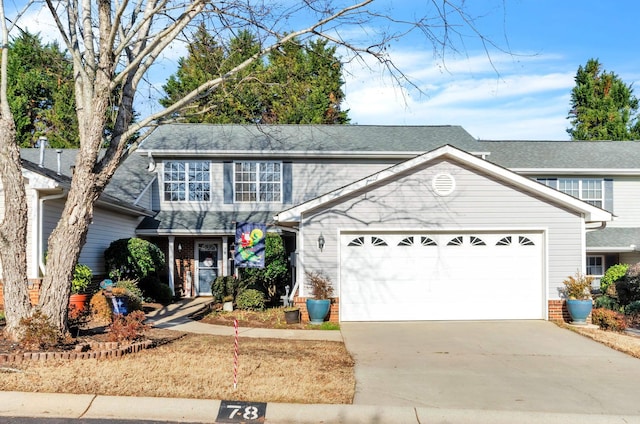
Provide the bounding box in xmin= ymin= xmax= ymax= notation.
xmin=339 ymin=0 xmax=640 ymax=140
xmin=11 ymin=0 xmax=640 ymax=140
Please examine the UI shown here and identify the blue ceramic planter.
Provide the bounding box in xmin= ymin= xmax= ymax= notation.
xmin=306 ymin=299 xmax=331 ymax=324
xmin=566 ymin=299 xmax=592 ymax=324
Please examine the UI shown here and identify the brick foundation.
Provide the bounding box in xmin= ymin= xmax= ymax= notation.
xmin=548 ymin=299 xmax=592 ymax=324
xmin=293 ymin=297 xmax=340 ymax=323
xmin=0 ymin=279 xmax=43 ymax=307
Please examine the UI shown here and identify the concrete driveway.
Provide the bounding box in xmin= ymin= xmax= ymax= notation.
xmin=341 ymin=321 xmax=640 ymax=415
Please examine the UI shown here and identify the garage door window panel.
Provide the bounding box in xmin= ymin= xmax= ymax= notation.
xmin=421 ymin=236 xmax=437 ymax=246
xmin=519 ymin=236 xmax=535 ymax=246
xmin=497 ymin=236 xmax=512 ymax=246
xmin=398 ymin=236 xmax=414 ymax=246
xmin=347 ymin=237 xmax=364 ymax=247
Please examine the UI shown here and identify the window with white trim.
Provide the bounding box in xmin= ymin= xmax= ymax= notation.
xmin=234 ymin=161 xmax=282 ymax=202
xmin=163 ymin=161 xmax=210 ymax=202
xmin=586 ymin=255 xmax=604 ymax=276
xmin=538 ymin=178 xmax=604 ymax=208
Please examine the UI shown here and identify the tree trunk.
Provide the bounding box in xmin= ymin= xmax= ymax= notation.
xmin=37 ymin=167 xmax=99 ymax=335
xmin=0 ymin=116 xmax=32 ymax=340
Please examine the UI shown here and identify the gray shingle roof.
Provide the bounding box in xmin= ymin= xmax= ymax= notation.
xmin=477 ymin=141 xmax=640 ymax=170
xmin=137 ymin=124 xmax=480 ymax=154
xmin=138 ymin=124 xmax=640 ymax=171
xmin=20 ymin=148 xmax=156 ymax=206
xmin=586 ymin=227 xmax=640 ymax=250
xmin=137 ymin=210 xmax=278 ymax=234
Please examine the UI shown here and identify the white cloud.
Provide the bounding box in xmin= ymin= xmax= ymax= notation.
xmin=342 ymin=48 xmax=575 ymax=140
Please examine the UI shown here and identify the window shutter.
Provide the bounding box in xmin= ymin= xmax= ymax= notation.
xmin=604 ymin=179 xmax=613 ymax=212
xmin=223 ymin=161 xmax=233 ymax=204
xmin=283 ymin=162 xmax=292 ymax=204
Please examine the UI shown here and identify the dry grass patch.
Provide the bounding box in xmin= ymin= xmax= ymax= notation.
xmin=198 ymin=307 xmax=340 ymax=330
xmin=558 ymin=323 xmax=640 ymax=359
xmin=0 ymin=333 xmax=354 ymax=404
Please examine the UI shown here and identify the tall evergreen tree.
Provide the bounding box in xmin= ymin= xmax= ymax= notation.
xmin=567 ymin=58 xmax=640 ymax=141
xmin=161 ymin=26 xmax=349 ymax=124
xmin=7 ymin=31 xmax=79 ymax=147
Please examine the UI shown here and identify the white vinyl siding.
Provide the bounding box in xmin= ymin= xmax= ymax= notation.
xmin=292 ymin=160 xmax=394 ymax=203
xmin=300 ymin=159 xmax=585 ymax=302
xmin=610 ymin=177 xmax=640 ymax=227
xmin=43 ymin=199 xmax=139 ymax=275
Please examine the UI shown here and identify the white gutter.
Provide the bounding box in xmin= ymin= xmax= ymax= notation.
xmin=38 ymin=190 xmax=66 ymax=276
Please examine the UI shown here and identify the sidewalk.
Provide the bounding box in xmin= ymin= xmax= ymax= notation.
xmin=2 ymin=300 xmax=640 ymax=423
xmin=2 ymin=391 xmax=638 ymax=423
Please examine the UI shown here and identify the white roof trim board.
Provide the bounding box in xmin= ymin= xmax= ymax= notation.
xmin=274 ymin=144 xmax=613 ymax=224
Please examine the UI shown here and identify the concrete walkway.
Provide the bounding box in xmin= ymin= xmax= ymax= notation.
xmin=2 ymin=301 xmax=640 ymax=423
xmin=145 ymin=298 xmax=342 ymax=341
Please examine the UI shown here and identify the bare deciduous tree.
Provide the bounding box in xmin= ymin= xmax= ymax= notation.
xmin=0 ymin=0 xmax=505 ymax=339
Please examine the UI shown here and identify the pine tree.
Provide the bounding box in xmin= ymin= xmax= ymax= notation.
xmin=7 ymin=31 xmax=79 ymax=147
xmin=161 ymin=27 xmax=349 ymax=124
xmin=567 ymin=58 xmax=640 ymax=141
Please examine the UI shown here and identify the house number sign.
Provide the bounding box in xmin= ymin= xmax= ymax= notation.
xmin=216 ymin=400 xmax=267 ymax=423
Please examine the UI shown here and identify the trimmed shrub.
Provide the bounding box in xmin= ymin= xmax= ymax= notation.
xmin=594 ymin=294 xmax=619 ymax=311
xmin=107 ymin=310 xmax=149 ymax=343
xmin=146 ymin=282 xmax=174 ymax=305
xmin=616 ymin=262 xmax=640 ymax=306
xmin=211 ymin=275 xmax=245 ymax=303
xmin=624 ymin=300 xmax=640 ymax=316
xmin=139 ymin=275 xmax=174 ymax=304
xmin=105 ymin=238 xmax=165 ymax=281
xmin=600 ymin=263 xmax=629 ymax=293
xmin=19 ymin=310 xmax=60 ymax=350
xmin=236 ymin=289 xmax=266 ymax=310
xmin=90 ymin=291 xmax=113 ymax=323
xmin=591 ymin=308 xmax=627 ymax=332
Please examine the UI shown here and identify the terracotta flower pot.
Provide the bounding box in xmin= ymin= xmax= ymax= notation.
xmin=69 ymin=293 xmax=90 ymax=312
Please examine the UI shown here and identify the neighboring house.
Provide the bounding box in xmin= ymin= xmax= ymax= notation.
xmin=5 ymin=124 xmax=640 ymax=322
xmin=0 ymin=148 xmax=154 ymax=305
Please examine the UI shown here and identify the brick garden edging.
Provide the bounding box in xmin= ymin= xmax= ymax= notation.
xmin=0 ymin=339 xmax=154 ymax=364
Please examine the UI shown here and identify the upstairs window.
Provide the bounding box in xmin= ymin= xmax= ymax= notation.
xmin=234 ymin=161 xmax=282 ymax=202
xmin=538 ymin=178 xmax=605 ymax=208
xmin=163 ymin=161 xmax=210 ymax=202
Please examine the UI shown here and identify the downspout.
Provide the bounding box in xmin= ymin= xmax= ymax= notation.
xmin=38 ymin=190 xmax=66 ymax=276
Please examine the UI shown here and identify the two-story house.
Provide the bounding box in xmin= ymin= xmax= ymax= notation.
xmin=10 ymin=124 xmax=640 ymax=323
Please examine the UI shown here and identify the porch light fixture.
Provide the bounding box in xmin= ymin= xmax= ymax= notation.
xmin=177 ymin=243 xmax=182 ymax=253
xmin=317 ymin=234 xmax=325 ymax=252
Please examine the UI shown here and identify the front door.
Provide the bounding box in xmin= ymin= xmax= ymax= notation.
xmin=196 ymin=241 xmax=219 ymax=296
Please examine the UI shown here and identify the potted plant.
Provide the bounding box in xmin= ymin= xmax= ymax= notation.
xmin=562 ymin=271 xmax=594 ymax=324
xmin=69 ymin=263 xmax=93 ymax=312
xmin=305 ymin=271 xmax=334 ymax=324
xmin=283 ymin=306 xmax=301 ymax=324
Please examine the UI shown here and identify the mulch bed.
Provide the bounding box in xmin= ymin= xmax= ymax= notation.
xmin=0 ymin=305 xmax=185 ymax=360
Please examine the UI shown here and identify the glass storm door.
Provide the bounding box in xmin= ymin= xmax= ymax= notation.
xmin=196 ymin=242 xmax=218 ymax=295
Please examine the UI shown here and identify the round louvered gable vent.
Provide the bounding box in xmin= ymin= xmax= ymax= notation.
xmin=432 ymin=173 xmax=456 ymax=196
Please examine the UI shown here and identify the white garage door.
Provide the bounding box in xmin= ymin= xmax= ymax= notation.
xmin=340 ymin=232 xmax=544 ymax=321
